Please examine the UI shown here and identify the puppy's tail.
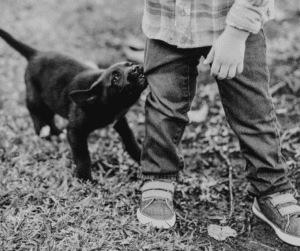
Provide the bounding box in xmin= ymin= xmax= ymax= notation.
xmin=0 ymin=29 xmax=37 ymax=60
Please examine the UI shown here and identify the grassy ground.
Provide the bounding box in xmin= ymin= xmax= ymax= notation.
xmin=1 ymin=1 xmax=300 ymax=250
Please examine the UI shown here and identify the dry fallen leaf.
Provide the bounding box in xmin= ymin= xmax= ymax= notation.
xmin=188 ymin=103 xmax=209 ymax=123
xmin=207 ymin=224 xmax=237 ymax=241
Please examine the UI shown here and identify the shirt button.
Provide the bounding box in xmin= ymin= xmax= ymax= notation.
xmin=180 ymin=10 xmax=185 ymax=16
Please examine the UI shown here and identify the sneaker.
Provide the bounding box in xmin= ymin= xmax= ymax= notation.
xmin=137 ymin=180 xmax=176 ymax=228
xmin=252 ymin=190 xmax=300 ymax=246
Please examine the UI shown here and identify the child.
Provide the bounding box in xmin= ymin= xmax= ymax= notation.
xmin=137 ymin=0 xmax=300 ymax=246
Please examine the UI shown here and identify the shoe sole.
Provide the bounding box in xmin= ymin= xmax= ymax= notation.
xmin=252 ymin=198 xmax=300 ymax=247
xmin=137 ymin=209 xmax=176 ymax=229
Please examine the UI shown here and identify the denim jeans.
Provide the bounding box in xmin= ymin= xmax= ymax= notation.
xmin=141 ymin=30 xmax=294 ymax=197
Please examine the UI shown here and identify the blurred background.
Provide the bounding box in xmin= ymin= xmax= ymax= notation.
xmin=0 ymin=0 xmax=144 ymax=111
xmin=0 ymin=0 xmax=300 ymax=118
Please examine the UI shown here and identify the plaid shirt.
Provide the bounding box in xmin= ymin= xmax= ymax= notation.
xmin=143 ymin=0 xmax=274 ymax=48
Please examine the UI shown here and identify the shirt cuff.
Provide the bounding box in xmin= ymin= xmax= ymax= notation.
xmin=226 ymin=2 xmax=269 ymax=34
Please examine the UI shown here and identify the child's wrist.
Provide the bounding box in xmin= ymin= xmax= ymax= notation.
xmin=224 ymin=25 xmax=250 ymax=41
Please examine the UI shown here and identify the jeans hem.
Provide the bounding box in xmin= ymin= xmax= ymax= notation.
xmin=247 ymin=181 xmax=295 ymax=197
xmin=139 ymin=172 xmax=178 ymax=181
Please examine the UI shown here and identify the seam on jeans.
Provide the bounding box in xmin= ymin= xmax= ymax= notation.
xmin=140 ymin=99 xmax=150 ymax=160
xmin=186 ymin=59 xmax=192 ymax=113
xmin=261 ymin=31 xmax=282 ymax=163
xmin=173 ymin=123 xmax=186 ymax=170
xmin=263 ymin=29 xmax=281 ymax=164
xmin=267 ymin=92 xmax=281 ymax=164
xmin=143 ymin=38 xmax=149 ymax=71
xmin=172 ymin=60 xmax=193 ymax=170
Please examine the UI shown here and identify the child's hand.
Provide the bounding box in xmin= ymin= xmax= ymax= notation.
xmin=204 ymin=26 xmax=249 ymax=80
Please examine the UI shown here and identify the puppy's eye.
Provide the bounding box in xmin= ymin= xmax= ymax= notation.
xmin=112 ymin=74 xmax=120 ymax=84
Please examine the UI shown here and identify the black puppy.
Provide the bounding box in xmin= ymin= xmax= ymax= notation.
xmin=0 ymin=29 xmax=147 ymax=181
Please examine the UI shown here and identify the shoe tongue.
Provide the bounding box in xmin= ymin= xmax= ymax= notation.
xmin=270 ymin=192 xmax=281 ymax=198
xmin=270 ymin=189 xmax=295 ymax=198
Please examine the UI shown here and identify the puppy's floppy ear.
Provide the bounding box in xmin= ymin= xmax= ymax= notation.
xmin=69 ymin=71 xmax=105 ymax=106
xmin=69 ymin=89 xmax=98 ymax=107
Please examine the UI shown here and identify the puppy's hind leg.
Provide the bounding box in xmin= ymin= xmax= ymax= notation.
xmin=27 ymin=103 xmax=47 ymax=136
xmin=44 ymin=113 xmax=62 ymax=137
xmin=27 ymin=101 xmax=62 ymax=138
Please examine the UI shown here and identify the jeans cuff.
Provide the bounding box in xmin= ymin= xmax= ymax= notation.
xmin=139 ymin=172 xmax=178 ymax=182
xmin=247 ymin=181 xmax=295 ymax=197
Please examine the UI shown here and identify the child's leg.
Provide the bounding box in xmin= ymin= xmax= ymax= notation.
xmin=141 ymin=39 xmax=209 ymax=180
xmin=215 ymin=30 xmax=294 ymax=197
xmin=137 ymin=39 xmax=209 ymax=228
xmin=216 ymin=31 xmax=300 ymax=246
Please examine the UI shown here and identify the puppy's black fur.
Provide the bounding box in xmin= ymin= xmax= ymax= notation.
xmin=0 ymin=29 xmax=147 ymax=181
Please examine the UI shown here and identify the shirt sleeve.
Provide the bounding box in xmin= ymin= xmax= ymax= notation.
xmin=226 ymin=0 xmax=274 ymax=34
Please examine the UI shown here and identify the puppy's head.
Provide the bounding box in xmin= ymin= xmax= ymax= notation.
xmin=70 ymin=62 xmax=147 ymax=108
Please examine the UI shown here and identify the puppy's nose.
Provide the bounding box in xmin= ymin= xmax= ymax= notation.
xmin=132 ymin=65 xmax=143 ymax=74
xmin=132 ymin=65 xmax=139 ymax=73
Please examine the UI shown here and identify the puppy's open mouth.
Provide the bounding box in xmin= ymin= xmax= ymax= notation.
xmin=138 ymin=73 xmax=145 ymax=81
xmin=137 ymin=73 xmax=147 ymax=88
xmin=127 ymin=65 xmax=148 ymax=89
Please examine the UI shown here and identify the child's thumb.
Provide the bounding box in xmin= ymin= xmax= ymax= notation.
xmin=203 ymin=47 xmax=215 ymax=65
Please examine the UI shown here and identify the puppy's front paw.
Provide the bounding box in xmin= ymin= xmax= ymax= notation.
xmin=77 ymin=177 xmax=97 ymax=185
xmin=75 ymin=169 xmax=94 ymax=184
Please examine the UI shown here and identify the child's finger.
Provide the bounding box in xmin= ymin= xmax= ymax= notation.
xmin=204 ymin=47 xmax=215 ymax=65
xmin=217 ymin=64 xmax=229 ymax=80
xmin=227 ymin=65 xmax=237 ymax=79
xmin=210 ymin=61 xmax=221 ymax=77
xmin=237 ymin=63 xmax=244 ymax=75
